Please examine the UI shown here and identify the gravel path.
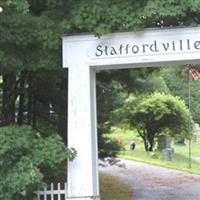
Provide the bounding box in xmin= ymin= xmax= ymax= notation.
xmin=99 ymin=159 xmax=200 ymax=200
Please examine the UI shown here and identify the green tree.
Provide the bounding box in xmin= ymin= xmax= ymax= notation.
xmin=114 ymin=93 xmax=192 ymax=151
xmin=96 ymin=68 xmax=168 ymax=156
xmin=0 ymin=1 xmax=69 ymax=142
xmin=1 ymin=0 xmax=200 ymax=155
xmin=0 ymin=125 xmax=76 ymax=200
xmin=161 ymin=65 xmax=200 ymax=124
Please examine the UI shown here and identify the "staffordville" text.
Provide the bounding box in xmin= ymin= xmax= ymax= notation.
xmin=95 ymin=39 xmax=200 ymax=57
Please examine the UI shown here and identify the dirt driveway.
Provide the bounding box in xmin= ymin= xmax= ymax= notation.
xmin=99 ymin=159 xmax=200 ymax=200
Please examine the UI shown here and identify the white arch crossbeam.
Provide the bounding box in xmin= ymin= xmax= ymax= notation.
xmin=62 ymin=26 xmax=200 ymax=200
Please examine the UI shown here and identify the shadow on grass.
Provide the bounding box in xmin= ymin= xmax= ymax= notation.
xmin=100 ymin=173 xmax=132 ymax=200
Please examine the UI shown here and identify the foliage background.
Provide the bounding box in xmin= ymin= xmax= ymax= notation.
xmin=0 ymin=125 xmax=76 ymax=200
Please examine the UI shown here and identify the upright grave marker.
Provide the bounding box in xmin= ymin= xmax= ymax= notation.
xmin=62 ymin=27 xmax=200 ymax=200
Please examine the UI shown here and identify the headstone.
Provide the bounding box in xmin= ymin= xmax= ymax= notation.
xmin=192 ymin=133 xmax=200 ymax=143
xmin=157 ymin=135 xmax=171 ymax=150
xmin=195 ymin=123 xmax=200 ymax=131
xmin=162 ymin=148 xmax=173 ymax=160
xmin=176 ymin=138 xmax=185 ymax=145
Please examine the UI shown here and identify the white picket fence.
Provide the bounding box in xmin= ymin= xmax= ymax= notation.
xmin=36 ymin=182 xmax=67 ymax=200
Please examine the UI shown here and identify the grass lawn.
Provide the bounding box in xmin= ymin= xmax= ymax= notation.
xmin=100 ymin=173 xmax=132 ymax=200
xmin=108 ymin=127 xmax=200 ymax=174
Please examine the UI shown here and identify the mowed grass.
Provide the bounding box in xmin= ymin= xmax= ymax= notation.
xmin=108 ymin=127 xmax=200 ymax=174
xmin=100 ymin=173 xmax=132 ymax=200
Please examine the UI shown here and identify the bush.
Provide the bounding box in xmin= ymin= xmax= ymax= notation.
xmin=98 ymin=126 xmax=123 ymax=158
xmin=0 ymin=125 xmax=76 ymax=200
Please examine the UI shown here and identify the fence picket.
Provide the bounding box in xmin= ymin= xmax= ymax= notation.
xmin=65 ymin=182 xmax=67 ymax=195
xmin=58 ymin=183 xmax=61 ymax=200
xmin=37 ymin=193 xmax=40 ymax=200
xmin=36 ymin=182 xmax=67 ymax=200
xmin=44 ymin=186 xmax=47 ymax=200
xmin=50 ymin=183 xmax=54 ymax=200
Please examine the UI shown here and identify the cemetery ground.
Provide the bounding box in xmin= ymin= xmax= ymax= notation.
xmin=100 ymin=173 xmax=132 ymax=200
xmin=108 ymin=127 xmax=200 ymax=174
xmin=99 ymin=127 xmax=200 ymax=199
xmin=100 ymin=159 xmax=200 ymax=200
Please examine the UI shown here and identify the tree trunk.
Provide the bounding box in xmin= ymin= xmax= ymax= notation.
xmin=140 ymin=136 xmax=149 ymax=152
xmin=138 ymin=129 xmax=149 ymax=152
xmin=147 ymin=132 xmax=155 ymax=152
xmin=32 ymin=96 xmax=36 ymax=128
xmin=148 ymin=143 xmax=154 ymax=152
xmin=27 ymin=73 xmax=33 ymax=125
xmin=2 ymin=72 xmax=17 ymax=125
xmin=57 ymin=74 xmax=68 ymax=145
xmin=17 ymin=71 xmax=26 ymax=125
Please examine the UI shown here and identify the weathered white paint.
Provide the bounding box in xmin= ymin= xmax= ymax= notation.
xmin=62 ymin=26 xmax=200 ymax=199
xmin=67 ymin=66 xmax=99 ymax=200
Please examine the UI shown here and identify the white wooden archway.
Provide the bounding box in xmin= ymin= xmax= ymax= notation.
xmin=62 ymin=27 xmax=200 ymax=200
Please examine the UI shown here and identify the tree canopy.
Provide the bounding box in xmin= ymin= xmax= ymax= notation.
xmin=0 ymin=0 xmax=200 ymax=160
xmin=161 ymin=65 xmax=200 ymax=124
xmin=113 ymin=93 xmax=192 ymax=151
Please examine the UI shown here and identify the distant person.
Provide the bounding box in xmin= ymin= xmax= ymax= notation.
xmin=130 ymin=140 xmax=136 ymax=150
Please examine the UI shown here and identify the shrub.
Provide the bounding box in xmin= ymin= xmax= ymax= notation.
xmin=0 ymin=125 xmax=76 ymax=200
